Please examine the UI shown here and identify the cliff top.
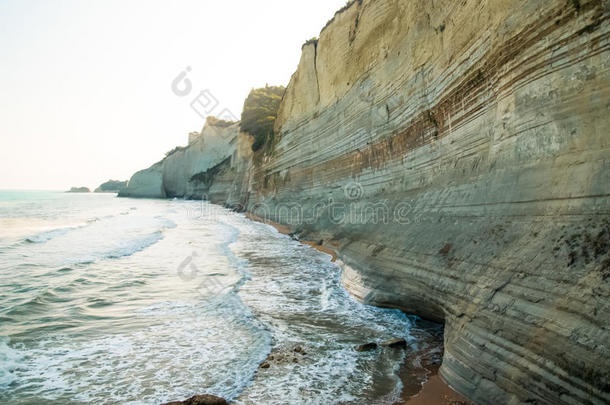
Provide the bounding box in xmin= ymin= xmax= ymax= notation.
xmin=320 ymin=0 xmax=362 ymax=34
xmin=205 ymin=116 xmax=238 ymax=128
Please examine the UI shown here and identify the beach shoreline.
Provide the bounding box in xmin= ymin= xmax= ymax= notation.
xmin=397 ymin=361 xmax=470 ymax=405
xmin=243 ymin=212 xmax=469 ymax=405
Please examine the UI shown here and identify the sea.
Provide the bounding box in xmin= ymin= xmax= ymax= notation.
xmin=0 ymin=191 xmax=442 ymax=404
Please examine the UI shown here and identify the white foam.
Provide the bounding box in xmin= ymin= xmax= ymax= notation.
xmin=0 ymin=199 xmax=438 ymax=405
xmin=0 ymin=337 xmax=21 ymax=389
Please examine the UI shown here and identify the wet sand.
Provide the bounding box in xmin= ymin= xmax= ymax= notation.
xmin=402 ymin=374 xmax=470 ymax=405
xmin=398 ymin=364 xmax=471 ymax=405
xmin=244 ymin=213 xmax=469 ymax=405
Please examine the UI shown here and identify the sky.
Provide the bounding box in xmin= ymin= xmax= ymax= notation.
xmin=0 ymin=0 xmax=346 ymax=191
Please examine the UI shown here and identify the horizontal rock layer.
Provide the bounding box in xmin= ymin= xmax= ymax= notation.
xmin=247 ymin=0 xmax=610 ymax=404
xmin=122 ymin=0 xmax=610 ymax=404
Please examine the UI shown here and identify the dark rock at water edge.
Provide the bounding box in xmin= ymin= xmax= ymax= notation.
xmin=381 ymin=338 xmax=407 ymax=348
xmin=259 ymin=344 xmax=308 ymax=369
xmin=293 ymin=345 xmax=306 ymax=354
xmin=161 ymin=394 xmax=227 ymax=405
xmin=354 ymin=342 xmax=378 ymax=352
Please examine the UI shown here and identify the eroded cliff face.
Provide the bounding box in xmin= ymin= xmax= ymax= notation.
xmin=207 ymin=129 xmax=254 ymax=206
xmin=120 ymin=121 xmax=240 ymax=199
xmin=122 ymin=0 xmax=609 ymax=403
xmin=119 ymin=162 xmax=165 ymax=199
xmin=241 ymin=0 xmax=609 ymax=404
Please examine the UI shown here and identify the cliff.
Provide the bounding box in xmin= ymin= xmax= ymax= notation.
xmin=123 ymin=0 xmax=610 ymax=404
xmin=94 ymin=180 xmax=127 ymax=193
xmin=119 ymin=119 xmax=240 ymax=199
xmin=119 ymin=162 xmax=165 ymax=198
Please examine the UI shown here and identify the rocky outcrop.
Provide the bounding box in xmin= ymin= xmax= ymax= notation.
xmin=258 ymin=344 xmax=308 ymax=369
xmin=354 ymin=342 xmax=378 ymax=352
xmin=123 ymin=0 xmax=609 ymax=404
xmin=119 ymin=120 xmax=240 ymax=199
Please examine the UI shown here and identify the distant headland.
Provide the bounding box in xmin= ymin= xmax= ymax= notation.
xmin=94 ymin=180 xmax=127 ymax=193
xmin=66 ymin=186 xmax=90 ymax=193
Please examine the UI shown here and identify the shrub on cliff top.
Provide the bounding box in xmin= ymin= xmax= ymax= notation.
xmin=240 ymin=85 xmax=285 ymax=152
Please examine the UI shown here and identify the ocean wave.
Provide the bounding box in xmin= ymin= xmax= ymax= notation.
xmin=0 ymin=201 xmax=429 ymax=404
xmin=0 ymin=301 xmax=271 ymax=404
xmin=24 ymin=226 xmax=81 ymax=244
xmin=5 ymin=289 xmax=73 ymax=317
xmin=0 ymin=338 xmax=21 ymax=389
xmin=104 ymin=231 xmax=164 ymax=260
xmin=68 ymin=219 xmax=172 ymax=264
xmin=13 ymin=215 xmax=177 ymax=268
xmin=19 ymin=210 xmax=170 ymax=247
xmin=155 ymin=216 xmax=178 ymax=230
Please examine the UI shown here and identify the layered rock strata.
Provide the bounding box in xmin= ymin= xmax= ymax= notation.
xmin=120 ymin=121 xmax=240 ymax=199
xmin=246 ymin=1 xmax=610 ymax=404
xmin=123 ymin=1 xmax=610 ymax=404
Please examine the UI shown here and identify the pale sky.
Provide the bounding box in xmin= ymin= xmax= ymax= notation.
xmin=0 ymin=0 xmax=346 ymax=190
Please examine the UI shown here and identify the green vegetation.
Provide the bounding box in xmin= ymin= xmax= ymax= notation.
xmin=240 ymin=85 xmax=285 ymax=152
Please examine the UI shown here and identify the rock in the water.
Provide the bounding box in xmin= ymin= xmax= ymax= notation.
xmin=259 ymin=361 xmax=270 ymax=369
xmin=161 ymin=394 xmax=227 ymax=405
xmin=381 ymin=338 xmax=407 ymax=348
xmin=354 ymin=342 xmax=378 ymax=352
